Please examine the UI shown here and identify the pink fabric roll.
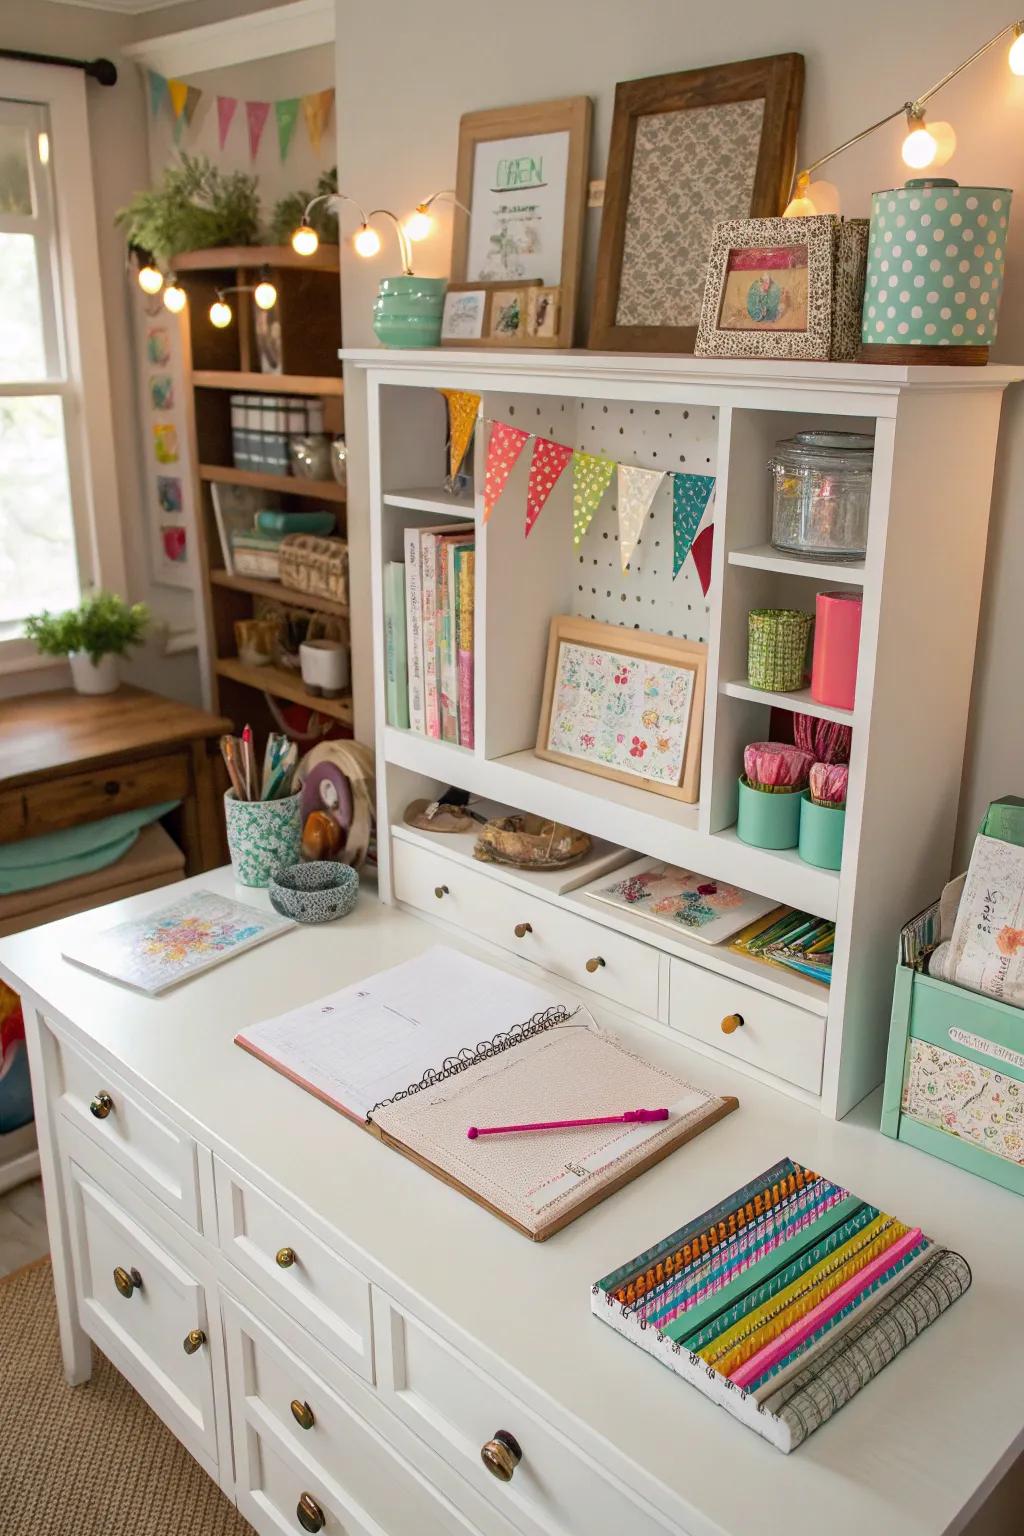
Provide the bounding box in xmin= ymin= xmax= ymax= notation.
xmin=811 ymin=591 xmax=862 ymax=710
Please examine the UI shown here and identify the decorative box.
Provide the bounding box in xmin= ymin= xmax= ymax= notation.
xmin=231 ymin=531 xmax=283 ymax=579
xmin=279 ymin=534 xmax=348 ymax=603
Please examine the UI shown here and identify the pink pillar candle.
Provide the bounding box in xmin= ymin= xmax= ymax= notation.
xmin=811 ymin=591 xmax=862 ymax=710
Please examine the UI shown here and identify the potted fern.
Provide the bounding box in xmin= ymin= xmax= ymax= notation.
xmin=25 ymin=593 xmax=150 ymax=695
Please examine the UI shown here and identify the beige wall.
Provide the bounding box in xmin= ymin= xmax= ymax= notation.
xmin=336 ymin=0 xmax=1024 ymax=869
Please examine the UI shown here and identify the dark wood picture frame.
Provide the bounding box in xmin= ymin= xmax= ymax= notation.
xmin=589 ymin=54 xmax=804 ymax=354
xmin=451 ymin=96 xmax=592 ymax=350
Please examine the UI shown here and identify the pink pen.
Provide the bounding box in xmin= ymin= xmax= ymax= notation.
xmin=467 ymin=1108 xmax=669 ymax=1139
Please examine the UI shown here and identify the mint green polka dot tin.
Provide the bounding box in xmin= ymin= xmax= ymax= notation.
xmin=861 ymin=179 xmax=1011 ymax=360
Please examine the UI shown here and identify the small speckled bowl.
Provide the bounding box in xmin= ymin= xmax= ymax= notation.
xmin=268 ymin=862 xmax=359 ymax=924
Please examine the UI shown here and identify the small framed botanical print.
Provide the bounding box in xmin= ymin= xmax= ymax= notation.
xmin=526 ymin=285 xmax=560 ymax=341
xmin=488 ymin=287 xmax=528 ymax=340
xmin=695 ymin=214 xmax=836 ymax=360
xmin=441 ymin=285 xmax=487 ymax=342
xmin=535 ymin=615 xmax=707 ymax=803
xmin=441 ymin=279 xmax=541 ymax=347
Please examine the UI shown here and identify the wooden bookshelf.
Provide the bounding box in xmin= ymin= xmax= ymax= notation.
xmin=210 ymin=569 xmax=349 ymax=618
xmin=175 ymin=244 xmax=340 ymax=273
xmin=199 ymin=464 xmax=346 ymax=503
xmin=215 ymin=658 xmax=352 ymax=725
xmin=193 ymin=369 xmax=343 ymax=396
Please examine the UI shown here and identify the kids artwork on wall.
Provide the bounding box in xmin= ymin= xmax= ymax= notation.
xmin=134 ymin=289 xmax=194 ymax=588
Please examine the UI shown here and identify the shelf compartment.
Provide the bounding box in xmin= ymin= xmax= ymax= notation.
xmin=199 ymin=464 xmax=345 ymax=503
xmin=382 ymin=487 xmax=475 ymax=516
xmin=210 ymin=570 xmax=348 ymax=617
xmin=216 ymin=658 xmax=352 ymax=723
xmin=720 ymin=679 xmax=854 ymax=726
xmin=728 ymin=544 xmax=865 ymax=585
xmin=194 ymin=370 xmax=343 ymax=397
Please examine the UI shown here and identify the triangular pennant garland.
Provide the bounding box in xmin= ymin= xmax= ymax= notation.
xmin=302 ymin=88 xmax=335 ymax=153
xmin=216 ymin=95 xmax=238 ymax=149
xmin=275 ymin=97 xmax=301 ymax=161
xmin=690 ymin=524 xmax=715 ymax=596
xmin=617 ymin=464 xmax=665 ymax=571
xmin=483 ymin=421 xmax=530 ymax=524
xmin=571 ymin=451 xmax=615 ymax=546
xmin=671 ymin=472 xmax=716 ymax=578
xmin=246 ymin=100 xmax=271 ymax=160
xmin=525 ymin=437 xmax=573 ymax=537
xmin=183 ymin=84 xmax=202 ymax=125
xmin=438 ymin=390 xmax=480 ymax=485
xmin=167 ymin=78 xmax=189 ymax=119
xmin=148 ymin=70 xmax=168 ymax=119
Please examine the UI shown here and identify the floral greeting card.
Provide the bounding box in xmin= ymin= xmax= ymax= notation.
xmin=62 ymin=890 xmax=292 ymax=995
xmin=546 ymin=641 xmax=694 ymax=785
xmin=585 ymin=857 xmax=775 ymax=945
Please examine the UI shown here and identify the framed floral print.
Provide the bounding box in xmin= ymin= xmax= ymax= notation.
xmin=695 ymin=214 xmax=835 ymax=360
xmin=535 ymin=615 xmax=707 ymax=803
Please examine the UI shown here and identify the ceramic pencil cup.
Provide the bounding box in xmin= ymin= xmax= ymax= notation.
xmin=224 ymin=789 xmax=302 ymax=887
xmin=736 ymin=777 xmax=802 ymax=850
xmin=798 ymin=791 xmax=846 ymax=870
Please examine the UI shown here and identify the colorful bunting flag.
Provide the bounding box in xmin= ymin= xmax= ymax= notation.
xmin=216 ymin=95 xmax=239 ymax=150
xmin=525 ymin=437 xmax=573 ymax=537
xmin=246 ymin=100 xmax=271 ymax=160
xmin=690 ymin=524 xmax=715 ymax=596
xmin=147 ymin=70 xmax=168 ymax=119
xmin=671 ymin=472 xmax=716 ymax=578
xmin=617 ymin=464 xmax=665 ymax=572
xmin=167 ymin=78 xmax=189 ymax=120
xmin=302 ymin=88 xmax=335 ymax=153
xmin=183 ymin=85 xmax=202 ymax=125
xmin=275 ymin=97 xmax=301 ymax=161
xmin=438 ymin=390 xmax=480 ymax=485
xmin=571 ymin=451 xmax=615 ymax=547
xmin=483 ymin=421 xmax=530 ymax=523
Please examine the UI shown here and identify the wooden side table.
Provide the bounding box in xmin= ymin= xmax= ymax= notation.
xmin=0 ymin=686 xmax=232 ymax=875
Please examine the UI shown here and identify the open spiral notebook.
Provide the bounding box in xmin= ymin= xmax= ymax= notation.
xmin=235 ymin=946 xmax=737 ymax=1240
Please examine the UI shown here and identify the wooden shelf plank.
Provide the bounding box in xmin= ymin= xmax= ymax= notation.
xmin=174 ymin=244 xmax=340 ymax=273
xmin=728 ymin=544 xmax=866 ymax=585
xmin=383 ymin=486 xmax=475 ymax=517
xmin=720 ymin=679 xmax=854 ymax=726
xmin=199 ymin=463 xmax=346 ymax=503
xmin=210 ymin=570 xmax=349 ymax=617
xmin=193 ymin=370 xmax=343 ymax=396
xmin=215 ymin=658 xmax=352 ymax=724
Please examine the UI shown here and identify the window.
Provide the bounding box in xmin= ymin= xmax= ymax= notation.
xmin=0 ymin=63 xmax=124 ymax=665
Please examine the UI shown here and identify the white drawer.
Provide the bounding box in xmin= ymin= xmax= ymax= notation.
xmin=224 ymin=1295 xmax=498 ymax=1536
xmin=65 ymin=1155 xmax=219 ymax=1472
xmin=373 ymin=1290 xmax=675 ymax=1536
xmin=392 ymin=838 xmax=661 ymax=1018
xmin=53 ymin=1028 xmax=200 ymax=1229
xmin=667 ymin=957 xmax=825 ymax=1093
xmin=214 ymin=1159 xmax=374 ymax=1384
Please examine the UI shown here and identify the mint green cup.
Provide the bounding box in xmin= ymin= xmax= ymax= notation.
xmin=372 ymin=276 xmax=446 ymax=348
xmin=798 ymin=791 xmax=846 ymax=870
xmin=736 ymin=776 xmax=802 ymax=850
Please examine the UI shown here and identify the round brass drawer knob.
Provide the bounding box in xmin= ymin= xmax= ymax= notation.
xmin=276 ymin=1247 xmax=297 ymax=1269
xmin=296 ymin=1492 xmax=325 ymax=1532
xmin=513 ymin=922 xmax=533 ymax=939
xmin=721 ymin=1013 xmax=745 ymax=1035
xmin=481 ymin=1429 xmax=523 ymax=1482
xmin=585 ymin=956 xmax=606 ymax=973
xmin=90 ymin=1091 xmax=114 ymax=1120
xmin=113 ymin=1265 xmax=142 ymax=1299
xmin=291 ymin=1398 xmax=315 ymax=1431
xmin=183 ymin=1329 xmax=207 ymax=1355
xmin=434 ymin=885 xmax=449 ymax=899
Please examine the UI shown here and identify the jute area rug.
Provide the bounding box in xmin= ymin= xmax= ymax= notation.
xmin=0 ymin=1257 xmax=254 ymax=1536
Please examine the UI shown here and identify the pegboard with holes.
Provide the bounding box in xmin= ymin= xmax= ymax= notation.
xmin=483 ymin=392 xmax=718 ymax=644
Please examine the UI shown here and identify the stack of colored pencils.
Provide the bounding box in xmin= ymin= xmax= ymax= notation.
xmin=220 ymin=725 xmax=298 ymax=802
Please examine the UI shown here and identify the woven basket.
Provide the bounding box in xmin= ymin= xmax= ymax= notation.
xmin=748 ymin=608 xmax=813 ymax=692
xmin=279 ymin=534 xmax=349 ymax=603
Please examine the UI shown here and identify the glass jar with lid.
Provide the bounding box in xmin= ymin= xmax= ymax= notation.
xmin=769 ymin=430 xmax=874 ymax=560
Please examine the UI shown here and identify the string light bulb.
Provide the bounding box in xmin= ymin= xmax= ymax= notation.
xmin=783 ymin=173 xmax=817 ymax=218
xmin=353 ymin=224 xmax=382 ymax=258
xmin=162 ymin=279 xmax=187 ymax=314
xmin=253 ymin=276 xmax=278 ymax=310
xmin=926 ymin=120 xmax=957 ymax=167
xmin=403 ymin=204 xmax=434 ymax=242
xmin=1010 ymin=23 xmax=1024 ymax=74
xmin=137 ymin=263 xmax=164 ymax=295
xmin=209 ymin=298 xmax=232 ymax=328
xmin=901 ymin=108 xmax=938 ymax=169
xmin=291 ymin=223 xmax=319 ymax=256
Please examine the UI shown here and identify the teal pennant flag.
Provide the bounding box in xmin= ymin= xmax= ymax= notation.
xmin=275 ymin=98 xmax=301 ymax=161
xmin=672 ymin=472 xmax=716 ymax=578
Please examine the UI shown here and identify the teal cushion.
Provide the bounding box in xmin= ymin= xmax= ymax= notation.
xmin=0 ymin=800 xmax=180 ymax=895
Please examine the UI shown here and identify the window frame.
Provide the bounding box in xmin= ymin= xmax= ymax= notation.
xmin=0 ymin=59 xmax=125 ymax=675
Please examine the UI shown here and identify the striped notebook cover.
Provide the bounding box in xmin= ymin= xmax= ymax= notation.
xmin=591 ymin=1157 xmax=971 ymax=1452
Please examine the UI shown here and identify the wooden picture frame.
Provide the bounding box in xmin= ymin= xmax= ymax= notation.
xmin=589 ymin=55 xmax=804 ymax=354
xmin=451 ymin=96 xmax=591 ymax=350
xmin=440 ymin=279 xmax=542 ymax=348
xmin=535 ymin=616 xmax=707 ymax=804
xmin=695 ymin=214 xmax=835 ymax=360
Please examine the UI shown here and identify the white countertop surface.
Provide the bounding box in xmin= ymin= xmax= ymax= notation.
xmin=2 ymin=867 xmax=1020 ymax=1536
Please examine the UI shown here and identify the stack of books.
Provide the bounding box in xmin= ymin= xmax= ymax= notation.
xmin=384 ymin=522 xmax=475 ymax=747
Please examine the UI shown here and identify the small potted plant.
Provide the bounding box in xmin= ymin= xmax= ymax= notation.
xmin=25 ymin=592 xmax=149 ymax=695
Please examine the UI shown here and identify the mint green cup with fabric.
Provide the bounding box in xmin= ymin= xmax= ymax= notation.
xmin=798 ymin=791 xmax=846 ymax=870
xmin=224 ymin=790 xmax=302 ymax=887
xmin=736 ymin=777 xmax=802 ymax=849
xmin=372 ymin=276 xmax=446 ymax=348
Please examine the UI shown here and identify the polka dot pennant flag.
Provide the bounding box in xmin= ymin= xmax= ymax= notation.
xmin=525 ymin=437 xmax=573 ymax=538
xmin=617 ymin=463 xmax=665 ymax=572
xmin=483 ymin=420 xmax=530 ymax=524
xmin=671 ymin=472 xmax=716 ymax=578
xmin=571 ymin=451 xmax=615 ymax=547
xmin=439 ymin=389 xmax=481 ymax=485
xmin=690 ymin=524 xmax=714 ymax=596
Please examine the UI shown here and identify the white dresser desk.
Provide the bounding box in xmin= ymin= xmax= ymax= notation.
xmin=1 ymin=868 xmax=1021 ymax=1536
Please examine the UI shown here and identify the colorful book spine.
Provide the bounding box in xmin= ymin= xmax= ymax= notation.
xmin=421 ymin=533 xmax=440 ymax=738
xmin=437 ymin=538 xmax=457 ymax=744
xmin=403 ymin=527 xmax=425 ymax=733
xmin=444 ymin=540 xmax=471 ymax=745
xmin=457 ymin=549 xmax=475 ymax=749
xmin=384 ymin=561 xmax=409 ymax=730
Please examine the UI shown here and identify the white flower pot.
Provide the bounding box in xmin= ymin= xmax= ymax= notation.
xmin=69 ymin=650 xmax=120 ymax=695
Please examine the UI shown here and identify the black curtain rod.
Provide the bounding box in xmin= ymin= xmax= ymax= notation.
xmin=0 ymin=49 xmax=117 ymax=86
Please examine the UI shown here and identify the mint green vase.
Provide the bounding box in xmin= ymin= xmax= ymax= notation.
xmin=373 ymin=276 xmax=446 ymax=348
